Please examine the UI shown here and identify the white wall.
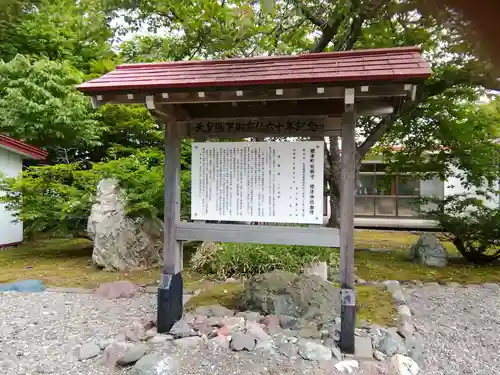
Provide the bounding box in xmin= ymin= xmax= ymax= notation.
xmin=0 ymin=147 xmax=23 ymax=246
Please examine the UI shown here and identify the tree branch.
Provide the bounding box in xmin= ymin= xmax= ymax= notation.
xmin=293 ymin=0 xmax=325 ymax=27
xmin=356 ymin=117 xmax=393 ymax=163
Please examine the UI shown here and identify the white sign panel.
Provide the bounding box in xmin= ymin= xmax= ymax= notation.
xmin=191 ymin=141 xmax=324 ymax=224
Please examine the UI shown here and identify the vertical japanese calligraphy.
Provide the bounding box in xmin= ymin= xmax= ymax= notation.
xmin=191 ymin=141 xmax=324 ymax=224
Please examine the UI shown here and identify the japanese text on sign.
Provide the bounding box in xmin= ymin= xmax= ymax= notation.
xmin=191 ymin=141 xmax=324 ymax=224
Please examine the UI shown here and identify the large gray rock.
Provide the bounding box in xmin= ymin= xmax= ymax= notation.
xmin=87 ymin=179 xmax=163 ymax=271
xmin=131 ymin=354 xmax=179 ymax=375
xmin=244 ymin=270 xmax=341 ymax=326
xmin=297 ymin=340 xmax=332 ymax=361
xmin=409 ymin=234 xmax=448 ymax=267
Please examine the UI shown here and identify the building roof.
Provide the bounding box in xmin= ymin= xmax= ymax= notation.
xmin=78 ymin=46 xmax=431 ymax=93
xmin=0 ymin=134 xmax=48 ymax=160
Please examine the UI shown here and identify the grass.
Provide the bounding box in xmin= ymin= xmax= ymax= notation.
xmin=0 ymin=237 xmax=202 ymax=289
xmin=185 ymin=282 xmax=396 ymax=326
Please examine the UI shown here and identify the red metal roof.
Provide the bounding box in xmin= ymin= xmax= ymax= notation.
xmin=78 ymin=47 xmax=431 ymax=93
xmin=0 ymin=134 xmax=48 ymax=160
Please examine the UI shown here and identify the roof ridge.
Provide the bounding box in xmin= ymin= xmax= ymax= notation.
xmin=0 ymin=134 xmax=48 ymax=160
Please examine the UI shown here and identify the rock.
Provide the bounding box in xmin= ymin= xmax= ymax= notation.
xmin=78 ymin=342 xmax=101 ymax=360
xmin=145 ymin=328 xmax=157 ymax=339
xmin=126 ymin=321 xmax=147 ymax=342
xmin=205 ymin=317 xmax=225 ymax=327
xmin=397 ymin=306 xmax=412 ymax=320
xmin=131 ymin=353 xmax=179 ymax=375
xmin=303 ymin=261 xmax=328 ymax=281
xmin=98 ymin=339 xmax=110 ymax=350
xmin=298 ymin=326 xmax=322 ymax=339
xmin=225 ymin=277 xmax=240 ymax=284
xmin=409 ymin=234 xmax=448 ymax=267
xmin=149 ymin=334 xmax=173 ymax=344
xmin=322 ymin=337 xmax=335 ymax=348
xmin=169 ymin=319 xmax=196 ymax=338
xmin=392 ymin=290 xmax=406 ymax=305
xmin=192 ymin=322 xmax=214 ymax=336
xmin=118 ymin=343 xmax=149 ymax=365
xmin=194 ymin=305 xmax=234 ymax=317
xmin=0 ymin=279 xmax=46 ymax=292
xmin=333 ymin=346 xmax=343 ymax=360
xmin=278 ymin=342 xmax=298 ymax=358
xmin=244 ymin=270 xmax=341 ymax=326
xmin=95 ymin=281 xmax=141 ymax=299
xmin=396 ymin=319 xmax=414 ymax=339
xmin=384 ymin=280 xmax=401 ymax=294
xmin=230 ymin=332 xmax=256 ymax=351
xmin=217 ymin=326 xmax=230 ymax=336
xmin=222 ymin=316 xmax=245 ymax=333
xmin=279 ymin=315 xmax=306 ymax=330
xmin=297 ymin=340 xmax=332 ymax=361
xmin=388 ymin=354 xmax=420 ymax=375
xmin=104 ymin=341 xmax=132 ymax=367
xmin=378 ymin=332 xmax=407 ymax=357
xmin=482 ymin=283 xmax=499 ymax=290
xmin=260 ymin=315 xmax=280 ymax=334
xmin=354 ymin=336 xmax=374 ymax=359
xmin=357 ymin=278 xmax=367 ymax=285
xmin=246 ymin=321 xmax=272 ymax=343
xmin=172 ymin=336 xmax=203 ymax=349
xmin=208 ymin=335 xmax=230 ymax=350
xmin=334 ymin=360 xmax=359 ymax=374
xmin=235 ymin=310 xmax=262 ymax=322
xmin=374 ymin=350 xmax=387 ymax=361
xmin=87 ymin=178 xmax=163 ymax=271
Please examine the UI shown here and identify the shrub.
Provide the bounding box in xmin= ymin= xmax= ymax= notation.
xmin=425 ymin=194 xmax=500 ymax=264
xmin=190 ymin=241 xmax=340 ymax=278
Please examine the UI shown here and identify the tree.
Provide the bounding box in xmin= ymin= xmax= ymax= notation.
xmin=0 ymin=0 xmax=115 ymax=73
xmin=110 ymin=0 xmax=500 ymax=227
xmin=0 ymin=55 xmax=103 ymax=163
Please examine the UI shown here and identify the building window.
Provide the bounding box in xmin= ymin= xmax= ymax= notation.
xmin=355 ymin=163 xmax=420 ymax=217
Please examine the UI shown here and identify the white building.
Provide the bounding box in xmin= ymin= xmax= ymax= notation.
xmin=0 ymin=134 xmax=47 ymax=247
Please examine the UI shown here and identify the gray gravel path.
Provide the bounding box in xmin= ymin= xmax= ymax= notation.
xmin=0 ymin=292 xmax=385 ymax=375
xmin=405 ymin=283 xmax=500 ymax=375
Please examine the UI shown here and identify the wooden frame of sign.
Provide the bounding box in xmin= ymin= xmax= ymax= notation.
xmin=88 ymin=81 xmax=419 ymax=355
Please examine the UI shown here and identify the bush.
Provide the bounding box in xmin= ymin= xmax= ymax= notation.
xmin=190 ymin=241 xmax=340 ymax=278
xmin=0 ymin=149 xmax=191 ymax=237
xmin=425 ymin=194 xmax=500 ymax=264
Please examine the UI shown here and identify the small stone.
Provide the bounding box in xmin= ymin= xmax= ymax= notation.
xmin=298 ymin=326 xmax=322 ymax=339
xmin=223 ymin=316 xmax=245 ymax=333
xmin=235 ymin=310 xmax=262 ymax=322
xmin=104 ymin=341 xmax=131 ymax=368
xmin=383 ymin=280 xmax=400 ymax=293
xmin=357 ymin=278 xmax=367 ymax=285
xmin=126 ymin=322 xmax=147 ymax=342
xmin=335 ymin=360 xmax=360 ymax=373
xmin=118 ymin=343 xmax=149 ymax=365
xmin=145 ymin=328 xmax=157 ymax=339
xmin=297 ymin=340 xmax=332 ymax=361
xmin=278 ymin=342 xmax=298 ymax=358
xmin=173 ymin=336 xmax=203 ymax=349
xmin=95 ymin=281 xmax=140 ymax=299
xmin=205 ymin=317 xmax=224 ymax=327
xmin=217 ymin=326 xmax=230 ymax=336
xmin=388 ymin=354 xmax=419 ymax=375
xmin=225 ymin=277 xmax=240 ymax=284
xmin=208 ymin=335 xmax=230 ymax=350
xmin=396 ymin=319 xmax=414 ymax=339
xmin=230 ymin=332 xmax=256 ymax=351
xmin=169 ymin=319 xmax=196 ymax=338
xmin=355 ymin=328 xmax=366 ymax=337
xmin=192 ymin=322 xmax=214 ymax=336
xmin=354 ymin=336 xmax=374 ymax=359
xmin=149 ymin=334 xmax=173 ymax=344
xmin=279 ymin=315 xmax=305 ymax=330
xmin=378 ymin=332 xmax=407 ymax=357
xmin=396 ymin=306 xmax=412 ymax=320
xmin=98 ymin=339 xmax=110 ymax=350
xmin=392 ymin=290 xmax=406 ymax=305
xmin=246 ymin=321 xmax=272 ymax=343
xmin=260 ymin=315 xmax=280 ymax=334
xmin=194 ymin=305 xmax=234 ymax=317
xmin=332 ymin=346 xmax=343 ymax=361
xmin=373 ymin=350 xmax=387 ymax=361
xmin=131 ymin=353 xmax=179 ymax=375
xmin=78 ymin=342 xmax=101 ymax=360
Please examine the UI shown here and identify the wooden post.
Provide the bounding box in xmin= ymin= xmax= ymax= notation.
xmin=157 ymin=118 xmax=184 ymax=333
xmin=339 ymin=88 xmax=356 ymax=354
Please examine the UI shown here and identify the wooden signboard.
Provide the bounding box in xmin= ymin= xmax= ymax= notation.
xmin=185 ymin=116 xmax=340 ymax=138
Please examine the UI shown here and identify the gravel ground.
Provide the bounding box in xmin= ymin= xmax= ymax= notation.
xmin=405 ymin=283 xmax=500 ymax=375
xmin=0 ymin=292 xmax=386 ymax=375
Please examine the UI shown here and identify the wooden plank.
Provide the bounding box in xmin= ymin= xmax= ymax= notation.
xmin=164 ymin=120 xmax=182 ymax=275
xmin=183 ymin=116 xmax=339 ymax=138
xmin=339 ymin=92 xmax=357 ymax=354
xmin=176 ymin=222 xmax=340 ymax=247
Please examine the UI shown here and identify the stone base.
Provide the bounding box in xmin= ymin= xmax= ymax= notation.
xmin=157 ymin=273 xmax=183 ymax=333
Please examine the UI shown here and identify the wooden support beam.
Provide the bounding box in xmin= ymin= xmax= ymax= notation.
xmin=157 ymin=119 xmax=183 ymax=334
xmin=176 ymin=223 xmax=340 ymax=247
xmin=339 ymin=88 xmax=357 ymax=354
